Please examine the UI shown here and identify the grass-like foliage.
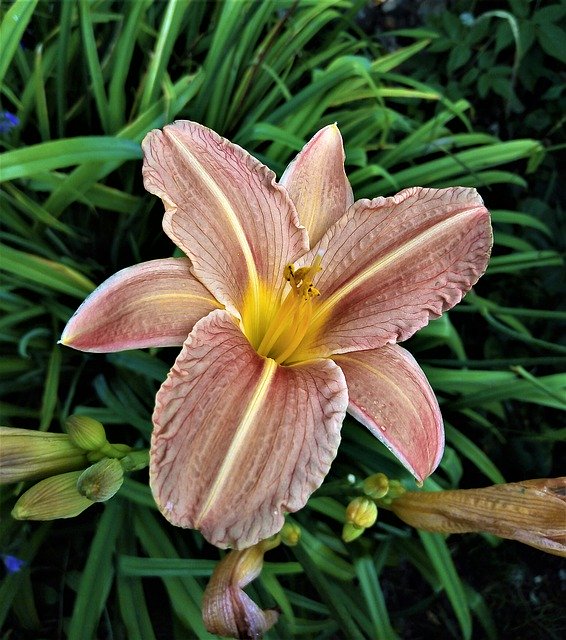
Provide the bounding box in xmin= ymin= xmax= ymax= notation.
xmin=0 ymin=1 xmax=564 ymax=639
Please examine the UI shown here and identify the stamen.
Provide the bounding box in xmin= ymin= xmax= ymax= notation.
xmin=249 ymin=255 xmax=323 ymax=363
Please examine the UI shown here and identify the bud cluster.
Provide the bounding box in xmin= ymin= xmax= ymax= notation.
xmin=1 ymin=415 xmax=145 ymax=521
xmin=341 ymin=472 xmax=408 ymax=543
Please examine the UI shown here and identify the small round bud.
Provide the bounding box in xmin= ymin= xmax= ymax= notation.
xmin=342 ymin=522 xmax=365 ymax=543
xmin=66 ymin=415 xmax=107 ymax=451
xmin=280 ymin=522 xmax=301 ymax=546
xmin=387 ymin=480 xmax=406 ymax=499
xmin=346 ymin=497 xmax=378 ymax=528
xmin=77 ymin=459 xmax=123 ymax=502
xmin=363 ymin=473 xmax=389 ymax=499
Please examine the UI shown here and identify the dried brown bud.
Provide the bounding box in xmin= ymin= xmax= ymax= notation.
xmin=202 ymin=537 xmax=280 ymax=638
xmin=390 ymin=477 xmax=566 ymax=557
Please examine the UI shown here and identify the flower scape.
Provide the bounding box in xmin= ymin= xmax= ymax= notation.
xmin=60 ymin=121 xmax=492 ymax=550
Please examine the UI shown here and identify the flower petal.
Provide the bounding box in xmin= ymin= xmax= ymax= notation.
xmin=60 ymin=258 xmax=220 ymax=352
xmin=280 ymin=124 xmax=353 ymax=245
xmin=142 ymin=121 xmax=308 ymax=317
xmin=150 ymin=310 xmax=348 ymax=549
xmin=334 ymin=345 xmax=443 ymax=481
xmin=298 ymin=187 xmax=492 ymax=358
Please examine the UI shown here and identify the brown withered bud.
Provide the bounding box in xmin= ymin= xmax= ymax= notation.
xmin=202 ymin=536 xmax=280 ymax=639
xmin=390 ymin=477 xmax=566 ymax=557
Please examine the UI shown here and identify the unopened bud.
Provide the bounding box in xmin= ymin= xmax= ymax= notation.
xmin=11 ymin=471 xmax=93 ymax=520
xmin=346 ymin=497 xmax=378 ymax=528
xmin=387 ymin=480 xmax=406 ymax=500
xmin=66 ymin=415 xmax=107 ymax=451
xmin=280 ymin=522 xmax=301 ymax=546
xmin=342 ymin=522 xmax=365 ymax=543
xmin=363 ymin=473 xmax=389 ymax=499
xmin=77 ymin=459 xmax=124 ymax=502
xmin=0 ymin=427 xmax=87 ymax=484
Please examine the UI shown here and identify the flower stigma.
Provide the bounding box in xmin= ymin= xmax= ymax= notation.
xmin=242 ymin=255 xmax=323 ymax=365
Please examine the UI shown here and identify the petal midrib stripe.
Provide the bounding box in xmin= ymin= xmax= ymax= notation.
xmin=196 ymin=356 xmax=278 ymax=525
xmin=313 ymin=209 xmax=477 ymax=323
xmin=167 ymin=131 xmax=260 ymax=301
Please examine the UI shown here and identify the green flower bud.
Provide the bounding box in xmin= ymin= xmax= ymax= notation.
xmin=77 ymin=458 xmax=124 ymax=502
xmin=66 ymin=415 xmax=107 ymax=451
xmin=0 ymin=427 xmax=87 ymax=484
xmin=363 ymin=473 xmax=389 ymax=499
xmin=342 ymin=522 xmax=365 ymax=543
xmin=11 ymin=471 xmax=93 ymax=520
xmin=346 ymin=496 xmax=378 ymax=528
xmin=387 ymin=480 xmax=406 ymax=499
xmin=280 ymin=522 xmax=301 ymax=546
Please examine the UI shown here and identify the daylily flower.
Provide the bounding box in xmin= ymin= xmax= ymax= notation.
xmin=389 ymin=477 xmax=566 ymax=557
xmin=60 ymin=121 xmax=492 ymax=549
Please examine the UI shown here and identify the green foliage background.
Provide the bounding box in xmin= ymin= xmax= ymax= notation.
xmin=0 ymin=1 xmax=564 ymax=638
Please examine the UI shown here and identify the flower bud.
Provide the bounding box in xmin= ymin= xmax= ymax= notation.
xmin=0 ymin=427 xmax=87 ymax=484
xmin=65 ymin=415 xmax=107 ymax=451
xmin=11 ymin=471 xmax=93 ymax=520
xmin=77 ymin=458 xmax=124 ymax=502
xmin=363 ymin=473 xmax=389 ymax=499
xmin=202 ymin=537 xmax=280 ymax=638
xmin=280 ymin=522 xmax=301 ymax=546
xmin=346 ymin=496 xmax=378 ymax=529
xmin=390 ymin=477 xmax=566 ymax=557
xmin=386 ymin=480 xmax=406 ymax=499
xmin=341 ymin=522 xmax=365 ymax=543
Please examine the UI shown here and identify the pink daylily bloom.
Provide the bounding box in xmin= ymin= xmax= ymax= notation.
xmin=61 ymin=121 xmax=492 ymax=549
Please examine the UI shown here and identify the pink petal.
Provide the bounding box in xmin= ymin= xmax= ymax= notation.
xmin=60 ymin=258 xmax=220 ymax=352
xmin=298 ymin=187 xmax=492 ymax=358
xmin=280 ymin=124 xmax=353 ymax=245
xmin=150 ymin=310 xmax=348 ymax=549
xmin=334 ymin=345 xmax=444 ymax=481
xmin=142 ymin=121 xmax=308 ymax=318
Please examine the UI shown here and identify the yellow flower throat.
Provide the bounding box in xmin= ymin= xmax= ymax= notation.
xmin=242 ymin=255 xmax=322 ymax=365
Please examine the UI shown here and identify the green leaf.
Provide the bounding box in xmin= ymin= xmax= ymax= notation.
xmin=419 ymin=531 xmax=472 ymax=640
xmin=0 ymin=138 xmax=142 ymax=183
xmin=537 ymin=22 xmax=566 ymax=63
xmin=292 ymin=544 xmax=365 ymax=640
xmin=0 ymin=0 xmax=39 ymax=87
xmin=445 ymin=424 xmax=505 ymax=484
xmin=68 ymin=500 xmax=125 ymax=640
xmin=0 ymin=244 xmax=95 ymax=298
xmin=139 ymin=0 xmax=191 ymax=112
xmin=354 ymin=555 xmax=399 ymax=640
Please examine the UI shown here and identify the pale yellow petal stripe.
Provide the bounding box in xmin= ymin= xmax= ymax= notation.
xmin=167 ymin=130 xmax=260 ymax=304
xmin=313 ymin=209 xmax=474 ymax=324
xmin=195 ymin=357 xmax=277 ymax=526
